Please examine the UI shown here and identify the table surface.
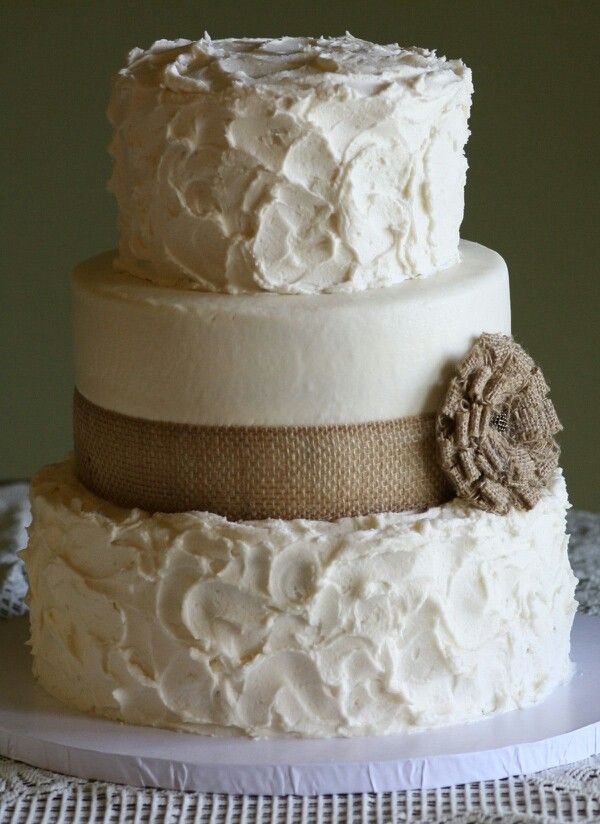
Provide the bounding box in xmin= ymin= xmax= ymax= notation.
xmin=1 ymin=481 xmax=599 ymax=823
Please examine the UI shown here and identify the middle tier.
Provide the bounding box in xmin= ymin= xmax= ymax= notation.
xmin=73 ymin=239 xmax=510 ymax=428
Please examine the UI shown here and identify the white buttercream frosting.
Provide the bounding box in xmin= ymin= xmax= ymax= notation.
xmin=108 ymin=34 xmax=473 ymax=294
xmin=72 ymin=240 xmax=510 ymax=426
xmin=24 ymin=459 xmax=577 ymax=738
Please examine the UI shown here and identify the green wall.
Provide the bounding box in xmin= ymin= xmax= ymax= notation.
xmin=2 ymin=1 xmax=599 ymax=509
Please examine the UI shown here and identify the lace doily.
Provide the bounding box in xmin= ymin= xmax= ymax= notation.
xmin=1 ymin=481 xmax=599 ymax=823
xmin=0 ymin=483 xmax=28 ymax=619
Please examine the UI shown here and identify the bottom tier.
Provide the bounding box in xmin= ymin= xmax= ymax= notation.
xmin=23 ymin=459 xmax=577 ymax=739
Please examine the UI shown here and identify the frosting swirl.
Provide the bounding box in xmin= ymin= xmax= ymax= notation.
xmin=24 ymin=459 xmax=576 ymax=738
xmin=108 ymin=34 xmax=473 ymax=293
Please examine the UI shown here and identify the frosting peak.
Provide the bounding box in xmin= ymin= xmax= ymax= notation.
xmin=121 ymin=34 xmax=468 ymax=96
xmin=109 ymin=35 xmax=473 ymax=294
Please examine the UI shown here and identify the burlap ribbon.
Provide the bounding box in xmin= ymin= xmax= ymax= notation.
xmin=73 ymin=389 xmax=451 ymax=520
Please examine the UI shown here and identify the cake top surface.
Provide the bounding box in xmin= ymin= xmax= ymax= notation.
xmin=109 ymin=34 xmax=472 ymax=294
xmin=119 ymin=33 xmax=469 ymax=96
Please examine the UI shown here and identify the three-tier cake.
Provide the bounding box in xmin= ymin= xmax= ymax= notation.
xmin=23 ymin=35 xmax=577 ymax=738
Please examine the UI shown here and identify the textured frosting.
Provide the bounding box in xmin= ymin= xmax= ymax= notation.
xmin=24 ymin=459 xmax=577 ymax=738
xmin=108 ymin=34 xmax=473 ymax=293
xmin=72 ymin=240 xmax=510 ymax=426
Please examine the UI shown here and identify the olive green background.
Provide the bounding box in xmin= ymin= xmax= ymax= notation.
xmin=2 ymin=1 xmax=599 ymax=508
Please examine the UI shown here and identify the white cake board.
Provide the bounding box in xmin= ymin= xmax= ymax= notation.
xmin=1 ymin=615 xmax=599 ymax=795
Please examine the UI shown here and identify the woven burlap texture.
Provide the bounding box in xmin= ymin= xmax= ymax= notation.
xmin=74 ymin=390 xmax=451 ymax=520
xmin=436 ymin=333 xmax=561 ymax=515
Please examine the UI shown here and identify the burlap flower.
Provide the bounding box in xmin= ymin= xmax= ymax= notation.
xmin=436 ymin=334 xmax=562 ymax=514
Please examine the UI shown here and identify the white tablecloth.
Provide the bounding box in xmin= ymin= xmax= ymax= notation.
xmin=1 ymin=481 xmax=599 ymax=823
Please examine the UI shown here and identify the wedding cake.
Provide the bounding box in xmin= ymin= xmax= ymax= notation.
xmin=23 ymin=35 xmax=577 ymax=738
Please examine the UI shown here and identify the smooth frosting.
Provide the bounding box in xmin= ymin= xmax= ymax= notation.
xmin=72 ymin=240 xmax=510 ymax=426
xmin=108 ymin=34 xmax=473 ymax=293
xmin=24 ymin=459 xmax=576 ymax=738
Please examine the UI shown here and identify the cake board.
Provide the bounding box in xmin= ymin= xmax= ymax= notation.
xmin=1 ymin=614 xmax=599 ymax=796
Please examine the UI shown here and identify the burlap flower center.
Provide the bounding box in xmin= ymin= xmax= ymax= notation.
xmin=436 ymin=334 xmax=562 ymax=514
xmin=490 ymin=408 xmax=510 ymax=434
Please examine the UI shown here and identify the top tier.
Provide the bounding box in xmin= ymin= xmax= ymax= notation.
xmin=109 ymin=34 xmax=473 ymax=294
